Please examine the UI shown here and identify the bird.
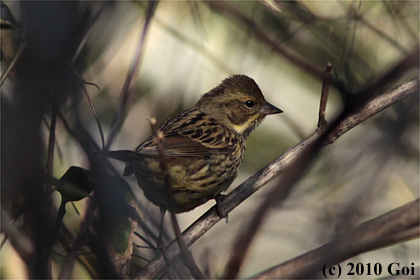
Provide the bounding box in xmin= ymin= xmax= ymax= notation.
xmin=107 ymin=75 xmax=282 ymax=214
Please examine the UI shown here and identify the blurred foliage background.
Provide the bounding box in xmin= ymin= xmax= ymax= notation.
xmin=1 ymin=1 xmax=419 ymax=278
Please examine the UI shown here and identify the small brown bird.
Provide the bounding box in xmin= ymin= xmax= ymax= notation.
xmin=108 ymin=75 xmax=282 ymax=213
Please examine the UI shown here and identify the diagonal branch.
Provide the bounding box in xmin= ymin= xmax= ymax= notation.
xmin=58 ymin=198 xmax=98 ymax=279
xmin=1 ymin=209 xmax=35 ymax=263
xmin=73 ymin=67 xmax=106 ymax=150
xmin=318 ymin=63 xmax=333 ymax=128
xmin=106 ymin=1 xmax=158 ymax=150
xmin=329 ymin=75 xmax=419 ymax=142
xmin=154 ymin=126 xmax=205 ymax=279
xmin=207 ymin=1 xmax=350 ymax=95
xmin=0 ymin=43 xmax=25 ymax=86
xmin=252 ymin=198 xmax=419 ymax=279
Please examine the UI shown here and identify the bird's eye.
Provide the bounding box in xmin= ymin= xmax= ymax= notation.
xmin=245 ymin=100 xmax=255 ymax=108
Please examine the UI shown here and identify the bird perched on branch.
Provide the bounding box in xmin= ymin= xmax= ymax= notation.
xmin=107 ymin=75 xmax=282 ymax=213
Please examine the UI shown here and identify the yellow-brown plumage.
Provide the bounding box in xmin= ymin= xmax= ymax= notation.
xmin=108 ymin=75 xmax=282 ymax=213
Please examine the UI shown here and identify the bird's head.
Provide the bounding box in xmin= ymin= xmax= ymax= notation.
xmin=195 ymin=75 xmax=282 ymax=138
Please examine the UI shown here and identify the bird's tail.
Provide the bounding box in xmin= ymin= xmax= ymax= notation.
xmin=105 ymin=150 xmax=140 ymax=176
xmin=105 ymin=150 xmax=141 ymax=163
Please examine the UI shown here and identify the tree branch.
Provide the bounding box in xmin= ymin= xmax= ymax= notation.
xmin=1 ymin=209 xmax=35 ymax=263
xmin=252 ymin=199 xmax=419 ymax=279
xmin=207 ymin=1 xmax=350 ymax=95
xmin=58 ymin=198 xmax=97 ymax=279
xmin=318 ymin=63 xmax=333 ymax=128
xmin=106 ymin=1 xmax=158 ymax=150
xmin=154 ymin=126 xmax=205 ymax=279
xmin=330 ymin=76 xmax=419 ymax=142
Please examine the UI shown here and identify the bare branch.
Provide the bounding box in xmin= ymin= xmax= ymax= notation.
xmin=154 ymin=122 xmax=205 ymax=279
xmin=318 ymin=63 xmax=333 ymax=128
xmin=330 ymin=76 xmax=419 ymax=142
xmin=58 ymin=198 xmax=97 ymax=279
xmin=106 ymin=1 xmax=158 ymax=150
xmin=46 ymin=95 xmax=59 ymax=177
xmin=73 ymin=67 xmax=106 ymax=150
xmin=252 ymin=199 xmax=419 ymax=279
xmin=351 ymin=7 xmax=409 ymax=54
xmin=207 ymin=2 xmax=350 ymax=95
xmin=1 ymin=209 xmax=35 ymax=263
xmin=0 ymin=43 xmax=25 ymax=86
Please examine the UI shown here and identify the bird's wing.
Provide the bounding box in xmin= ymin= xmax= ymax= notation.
xmin=136 ymin=109 xmax=238 ymax=157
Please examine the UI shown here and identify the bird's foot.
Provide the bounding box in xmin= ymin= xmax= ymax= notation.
xmin=215 ymin=194 xmax=229 ymax=223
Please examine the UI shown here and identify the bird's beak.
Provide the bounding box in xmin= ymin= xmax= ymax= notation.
xmin=259 ymin=102 xmax=283 ymax=115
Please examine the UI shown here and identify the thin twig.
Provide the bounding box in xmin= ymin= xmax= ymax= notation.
xmin=58 ymin=197 xmax=97 ymax=279
xmin=252 ymin=199 xmax=419 ymax=279
xmin=73 ymin=66 xmax=106 ymax=150
xmin=154 ymin=124 xmax=205 ymax=279
xmin=135 ymin=232 xmax=157 ymax=251
xmin=318 ymin=63 xmax=333 ymax=129
xmin=343 ymin=48 xmax=419 ymax=116
xmin=135 ymin=210 xmax=167 ymax=249
xmin=72 ymin=3 xmax=107 ymax=64
xmin=47 ymin=97 xmax=59 ymax=176
xmin=207 ymin=2 xmax=350 ymax=95
xmin=329 ymin=76 xmax=419 ymax=143
xmin=133 ymin=254 xmax=152 ymax=263
xmin=1 ymin=209 xmax=35 ymax=263
xmin=105 ymin=1 xmax=158 ymax=150
xmin=134 ymin=76 xmax=419 ymax=279
xmin=133 ymin=243 xmax=155 ymax=250
xmin=57 ymin=111 xmax=84 ymax=150
xmin=0 ymin=43 xmax=25 ymax=87
xmin=42 ymin=86 xmax=61 ymax=277
xmin=151 ymin=14 xmax=234 ymax=75
xmin=42 ymin=116 xmax=65 ymax=164
xmin=45 ymin=200 xmax=67 ymax=266
xmin=347 ymin=4 xmax=409 ymax=55
xmin=84 ymin=81 xmax=100 ymax=90
xmin=222 ymin=175 xmax=292 ymax=279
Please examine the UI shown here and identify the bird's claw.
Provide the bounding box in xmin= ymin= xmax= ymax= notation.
xmin=215 ymin=194 xmax=229 ymax=223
